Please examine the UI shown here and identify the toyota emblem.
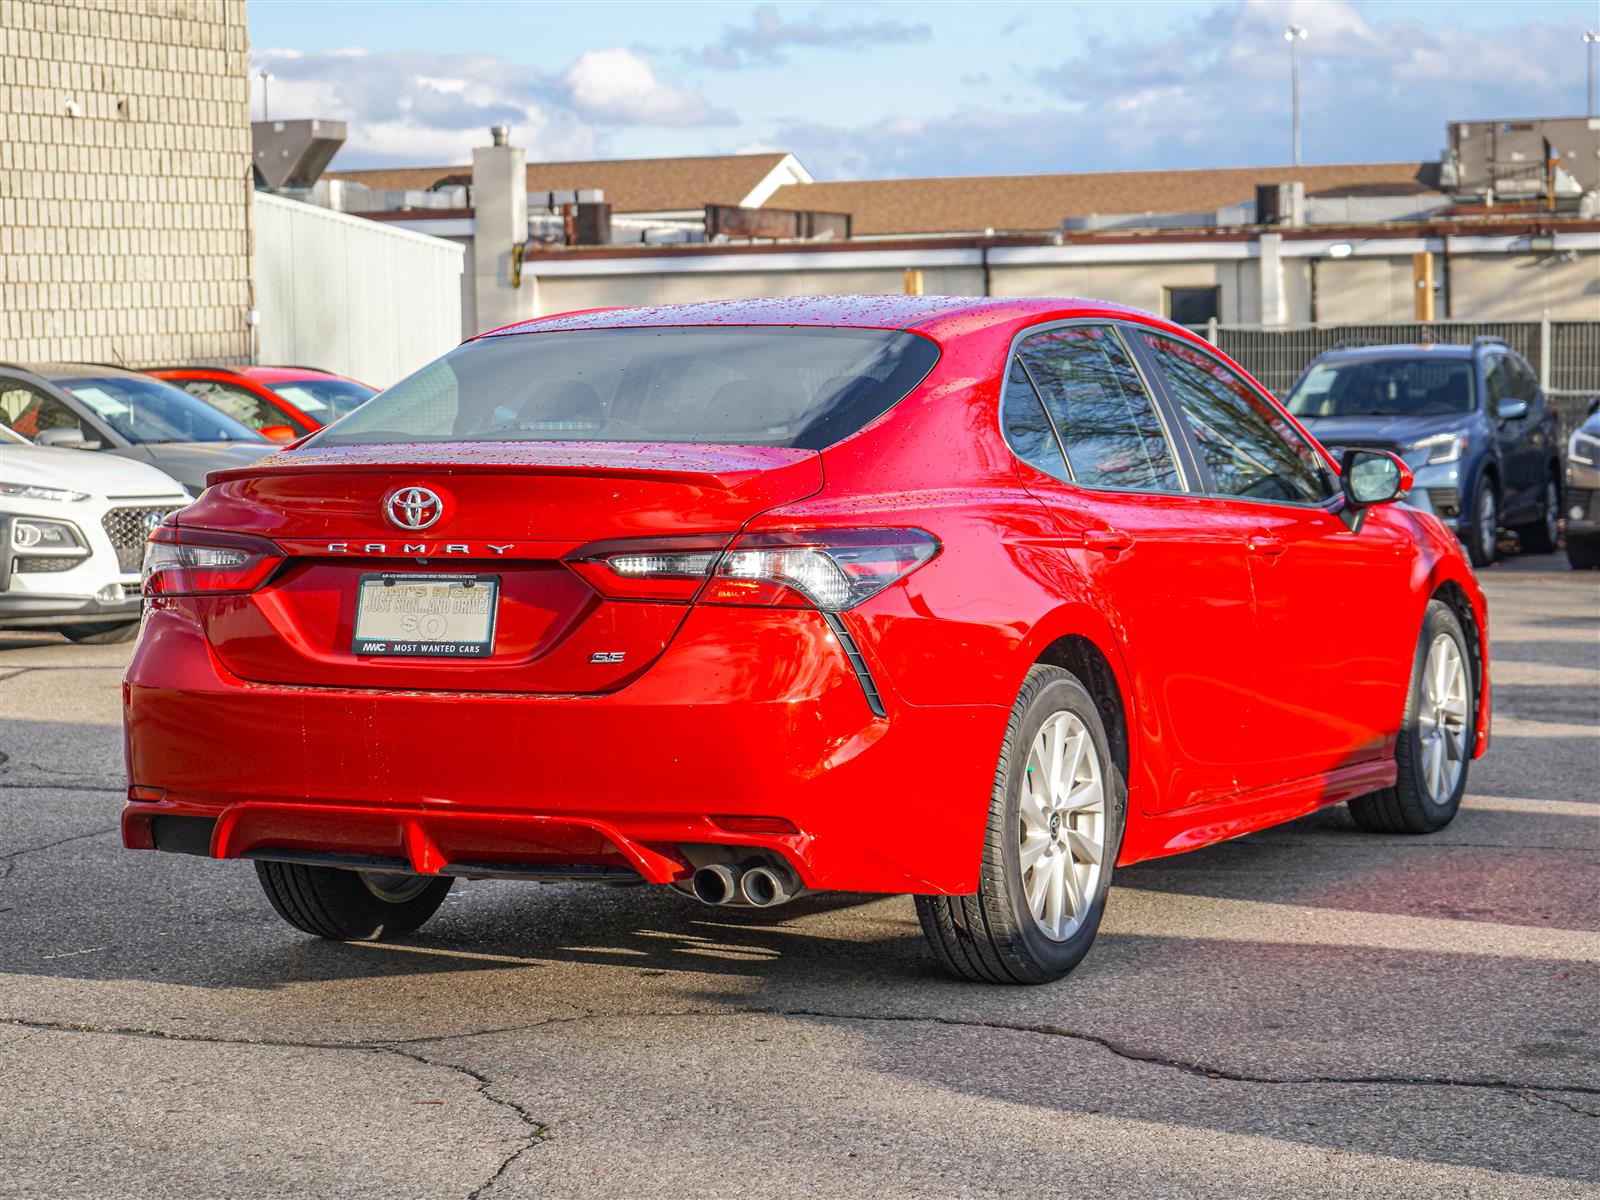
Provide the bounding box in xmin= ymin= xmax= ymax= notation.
xmin=385 ymin=486 xmax=443 ymax=531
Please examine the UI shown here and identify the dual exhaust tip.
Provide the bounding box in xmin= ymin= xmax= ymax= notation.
xmin=690 ymin=861 xmax=800 ymax=908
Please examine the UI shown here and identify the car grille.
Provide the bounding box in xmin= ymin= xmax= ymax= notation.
xmin=101 ymin=506 xmax=173 ymax=573
xmin=13 ymin=555 xmax=77 ymax=573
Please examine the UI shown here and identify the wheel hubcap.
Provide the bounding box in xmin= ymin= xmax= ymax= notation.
xmin=1019 ymin=711 xmax=1106 ymax=942
xmin=1417 ymin=634 xmax=1469 ymax=805
xmin=360 ymin=871 xmax=432 ymax=903
xmin=1544 ymin=482 xmax=1559 ymax=543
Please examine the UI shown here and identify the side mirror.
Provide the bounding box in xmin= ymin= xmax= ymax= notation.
xmin=34 ymin=427 xmax=96 ymax=450
xmin=1495 ymin=397 xmax=1529 ymax=422
xmin=258 ymin=424 xmax=297 ymax=441
xmin=1341 ymin=448 xmax=1411 ymax=508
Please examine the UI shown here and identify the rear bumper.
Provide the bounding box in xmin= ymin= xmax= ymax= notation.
xmin=122 ymin=604 xmax=1006 ymax=894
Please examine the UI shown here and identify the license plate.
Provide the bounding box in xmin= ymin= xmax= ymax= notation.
xmin=352 ymin=572 xmax=498 ymax=657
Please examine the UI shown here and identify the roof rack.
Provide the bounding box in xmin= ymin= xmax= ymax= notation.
xmin=1327 ymin=337 xmax=1385 ymax=352
xmin=1472 ymin=335 xmax=1508 ymax=349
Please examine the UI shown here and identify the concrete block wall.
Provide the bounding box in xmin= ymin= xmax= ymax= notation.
xmin=0 ymin=0 xmax=252 ymax=367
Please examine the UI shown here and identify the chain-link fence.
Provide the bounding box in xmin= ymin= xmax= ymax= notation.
xmin=1200 ymin=318 xmax=1600 ymax=432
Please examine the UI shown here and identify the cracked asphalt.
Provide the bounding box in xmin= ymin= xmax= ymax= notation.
xmin=1 ymin=554 xmax=1595 ymax=1199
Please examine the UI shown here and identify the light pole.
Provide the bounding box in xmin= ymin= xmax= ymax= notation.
xmin=1285 ymin=24 xmax=1308 ymax=165
xmin=257 ymin=70 xmax=274 ymax=122
xmin=1585 ymin=31 xmax=1598 ymax=119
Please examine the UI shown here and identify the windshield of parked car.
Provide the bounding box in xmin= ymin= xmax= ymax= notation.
xmin=309 ymin=327 xmax=941 ymax=450
xmin=57 ymin=376 xmax=267 ymax=444
xmin=1286 ymin=358 xmax=1476 ymax=419
xmin=267 ymin=378 xmax=376 ymax=421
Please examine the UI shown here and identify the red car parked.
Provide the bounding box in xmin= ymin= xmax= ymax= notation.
xmin=124 ymin=297 xmax=1490 ymax=983
xmin=149 ymin=366 xmax=376 ymax=441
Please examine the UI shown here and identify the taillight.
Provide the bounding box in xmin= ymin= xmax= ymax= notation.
xmin=142 ymin=526 xmax=285 ymax=597
xmin=566 ymin=529 xmax=939 ymax=611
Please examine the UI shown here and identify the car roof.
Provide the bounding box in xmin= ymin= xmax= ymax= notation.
xmin=22 ymin=361 xmax=157 ymax=381
xmin=1314 ymin=343 xmax=1479 ymax=363
xmin=151 ymin=365 xmax=351 ymax=383
xmin=478 ymin=295 xmax=1174 ymax=340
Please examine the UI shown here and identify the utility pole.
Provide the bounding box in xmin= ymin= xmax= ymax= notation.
xmin=1285 ymin=25 xmax=1308 ymax=166
xmin=257 ymin=70 xmax=273 ymax=122
xmin=1585 ymin=31 xmax=1598 ymax=119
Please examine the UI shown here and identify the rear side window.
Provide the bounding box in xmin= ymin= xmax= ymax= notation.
xmin=311 ymin=327 xmax=940 ymax=451
xmin=1142 ymin=333 xmax=1331 ymax=504
xmin=1009 ymin=324 xmax=1184 ymax=492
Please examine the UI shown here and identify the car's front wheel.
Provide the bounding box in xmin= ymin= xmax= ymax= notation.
xmin=1567 ymin=536 xmax=1600 ymax=570
xmin=1465 ymin=477 xmax=1498 ymax=567
xmin=1516 ymin=474 xmax=1560 ymax=554
xmin=255 ymin=861 xmax=453 ymax=940
xmin=1349 ymin=600 xmax=1474 ymax=834
xmin=917 ymin=665 xmax=1125 ymax=984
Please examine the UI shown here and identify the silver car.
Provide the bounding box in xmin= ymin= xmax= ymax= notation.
xmin=1565 ymin=397 xmax=1600 ymax=569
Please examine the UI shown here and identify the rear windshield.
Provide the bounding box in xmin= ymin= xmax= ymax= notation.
xmin=309 ymin=327 xmax=940 ymax=451
xmin=1286 ymin=358 xmax=1476 ymax=419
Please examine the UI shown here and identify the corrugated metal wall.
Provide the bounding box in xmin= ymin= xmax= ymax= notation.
xmin=254 ymin=192 xmax=465 ymax=388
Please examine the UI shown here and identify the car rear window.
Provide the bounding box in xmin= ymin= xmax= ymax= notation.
xmin=309 ymin=327 xmax=940 ymax=451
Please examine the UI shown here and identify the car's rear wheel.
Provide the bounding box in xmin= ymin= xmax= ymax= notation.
xmin=1349 ymin=600 xmax=1473 ymax=834
xmin=254 ymin=861 xmax=453 ymax=940
xmin=58 ymin=621 xmax=138 ymax=644
xmin=1516 ymin=475 xmax=1560 ymax=554
xmin=916 ymin=665 xmax=1125 ymax=984
xmin=1465 ymin=478 xmax=1498 ymax=567
xmin=1567 ymin=536 xmax=1600 ymax=570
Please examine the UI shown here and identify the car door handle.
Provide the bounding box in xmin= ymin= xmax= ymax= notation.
xmin=1247 ymin=534 xmax=1286 ymax=557
xmin=1082 ymin=529 xmax=1134 ymax=555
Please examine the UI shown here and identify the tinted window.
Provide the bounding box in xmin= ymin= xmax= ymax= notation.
xmin=1019 ymin=325 xmax=1183 ymax=492
xmin=1000 ymin=354 xmax=1068 ymax=478
xmin=1506 ymin=356 xmax=1539 ymax=402
xmin=312 ymin=328 xmax=940 ymax=450
xmin=1483 ymin=356 xmax=1513 ymax=407
xmin=1143 ymin=334 xmax=1331 ymax=504
xmin=268 ymin=378 xmax=376 ymax=420
xmin=1286 ymin=358 xmax=1475 ymax=418
xmin=178 ymin=379 xmax=306 ymax=434
xmin=57 ymin=376 xmax=266 ymax=444
xmin=0 ymin=383 xmax=88 ymax=441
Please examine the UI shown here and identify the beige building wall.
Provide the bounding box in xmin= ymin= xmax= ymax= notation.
xmin=1312 ymin=257 xmax=1415 ymax=324
xmin=1448 ymin=253 xmax=1600 ymax=320
xmin=0 ymin=0 xmax=252 ymax=366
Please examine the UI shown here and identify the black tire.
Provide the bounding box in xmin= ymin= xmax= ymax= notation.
xmin=1567 ymin=536 xmax=1600 ymax=570
xmin=1516 ymin=473 xmax=1560 ymax=554
xmin=254 ymin=861 xmax=453 ymax=940
xmin=1464 ymin=476 xmax=1498 ymax=568
xmin=1349 ymin=600 xmax=1474 ymax=834
xmin=916 ymin=665 xmax=1126 ymax=984
xmin=58 ymin=621 xmax=139 ymax=644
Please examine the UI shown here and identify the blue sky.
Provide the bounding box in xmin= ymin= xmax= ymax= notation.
xmin=249 ymin=1 xmax=1600 ymax=178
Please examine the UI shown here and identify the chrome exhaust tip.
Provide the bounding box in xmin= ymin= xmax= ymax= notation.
xmin=691 ymin=863 xmax=740 ymax=906
xmin=738 ymin=863 xmax=798 ymax=907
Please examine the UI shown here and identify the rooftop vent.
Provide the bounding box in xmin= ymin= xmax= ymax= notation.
xmin=252 ymin=119 xmax=348 ymax=190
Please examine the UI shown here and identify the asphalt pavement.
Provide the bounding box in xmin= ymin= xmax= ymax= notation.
xmin=1 ymin=554 xmax=1595 ymax=1199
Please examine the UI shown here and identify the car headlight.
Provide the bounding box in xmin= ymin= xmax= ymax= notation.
xmin=1406 ymin=432 xmax=1465 ymax=467
xmin=1571 ymin=430 xmax=1600 ymax=467
xmin=10 ymin=518 xmax=89 ymax=555
xmin=0 ymin=482 xmax=90 ymax=503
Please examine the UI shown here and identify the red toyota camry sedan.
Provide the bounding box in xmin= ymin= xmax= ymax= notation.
xmin=123 ymin=297 xmax=1490 ymax=983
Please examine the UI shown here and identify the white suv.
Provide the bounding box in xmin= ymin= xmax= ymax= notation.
xmin=0 ymin=425 xmax=189 ymax=642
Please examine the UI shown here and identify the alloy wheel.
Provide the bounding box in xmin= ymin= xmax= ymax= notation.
xmin=1417 ymin=633 xmax=1469 ymax=805
xmin=1019 ymin=712 xmax=1106 ymax=941
xmin=1542 ymin=480 xmax=1559 ymax=546
xmin=1478 ymin=488 xmax=1497 ymax=564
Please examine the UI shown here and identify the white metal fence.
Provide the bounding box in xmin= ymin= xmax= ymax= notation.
xmin=1201 ymin=317 xmax=1600 ymax=432
xmin=254 ymin=192 xmax=465 ymax=388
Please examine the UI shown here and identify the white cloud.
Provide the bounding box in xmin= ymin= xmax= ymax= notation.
xmin=563 ymin=49 xmax=733 ymax=127
xmin=250 ymin=45 xmax=729 ymax=168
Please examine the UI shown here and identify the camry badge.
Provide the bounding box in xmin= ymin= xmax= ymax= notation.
xmin=385 ymin=486 xmax=443 ymax=531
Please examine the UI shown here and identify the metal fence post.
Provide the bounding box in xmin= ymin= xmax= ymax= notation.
xmin=1205 ymin=317 xmax=1219 ymax=346
xmin=1539 ymin=309 xmax=1552 ymax=389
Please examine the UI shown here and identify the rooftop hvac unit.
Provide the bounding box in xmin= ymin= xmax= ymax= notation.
xmin=252 ymin=119 xmax=348 ymax=190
